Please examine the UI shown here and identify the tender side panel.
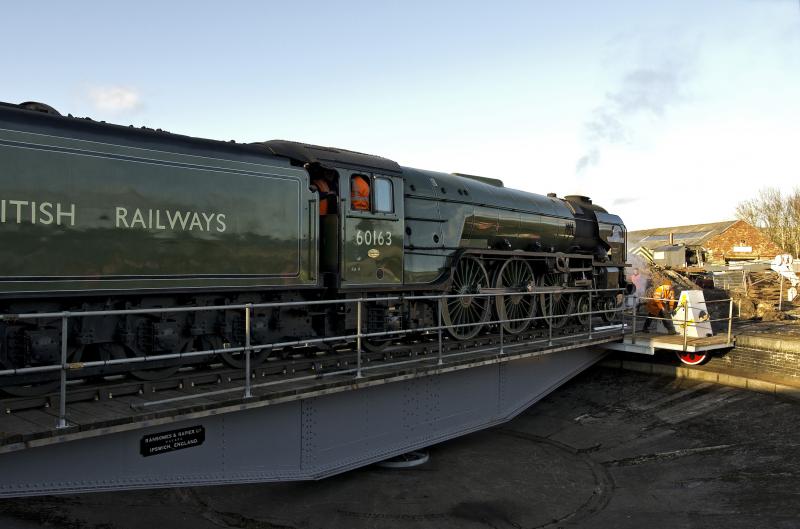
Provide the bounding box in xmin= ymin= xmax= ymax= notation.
xmin=0 ymin=127 xmax=316 ymax=294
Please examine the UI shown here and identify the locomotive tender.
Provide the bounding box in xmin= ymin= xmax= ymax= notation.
xmin=0 ymin=101 xmax=629 ymax=391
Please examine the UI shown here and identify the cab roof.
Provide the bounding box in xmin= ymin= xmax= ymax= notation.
xmin=259 ymin=140 xmax=403 ymax=175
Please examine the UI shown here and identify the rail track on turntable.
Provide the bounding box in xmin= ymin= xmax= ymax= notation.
xmin=0 ymin=322 xmax=623 ymax=451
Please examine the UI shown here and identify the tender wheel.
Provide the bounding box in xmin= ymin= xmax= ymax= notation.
xmin=676 ymin=351 xmax=708 ymax=365
xmin=442 ymin=256 xmax=490 ymax=340
xmin=363 ymin=336 xmax=395 ymax=353
xmin=107 ymin=343 xmax=182 ymax=381
xmin=0 ymin=334 xmax=78 ymax=397
xmin=1 ymin=379 xmax=60 ymax=397
xmin=212 ymin=335 xmax=268 ymax=370
xmin=539 ymin=273 xmax=574 ymax=329
xmin=494 ymin=258 xmax=536 ymax=334
xmin=0 ymin=352 xmax=59 ymax=396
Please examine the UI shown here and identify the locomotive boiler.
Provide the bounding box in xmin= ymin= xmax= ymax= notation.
xmin=0 ymin=101 xmax=629 ymax=394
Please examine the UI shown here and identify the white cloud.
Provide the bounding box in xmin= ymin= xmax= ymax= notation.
xmin=87 ymin=86 xmax=141 ymax=113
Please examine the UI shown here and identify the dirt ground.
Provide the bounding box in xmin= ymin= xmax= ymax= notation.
xmin=1 ymin=366 xmax=799 ymax=529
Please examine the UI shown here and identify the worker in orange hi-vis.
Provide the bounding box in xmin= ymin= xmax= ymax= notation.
xmin=312 ymin=177 xmax=333 ymax=215
xmin=643 ymin=279 xmax=677 ymax=333
xmin=351 ymin=175 xmax=370 ymax=211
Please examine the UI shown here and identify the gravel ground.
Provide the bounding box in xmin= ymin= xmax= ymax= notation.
xmin=1 ymin=366 xmax=799 ymax=529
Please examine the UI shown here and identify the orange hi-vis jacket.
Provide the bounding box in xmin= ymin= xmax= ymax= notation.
xmin=646 ymin=284 xmax=676 ymax=315
xmin=351 ymin=176 xmax=370 ymax=211
xmin=312 ymin=178 xmax=333 ymax=215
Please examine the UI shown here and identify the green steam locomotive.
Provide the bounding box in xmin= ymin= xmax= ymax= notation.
xmin=0 ymin=101 xmax=629 ymax=392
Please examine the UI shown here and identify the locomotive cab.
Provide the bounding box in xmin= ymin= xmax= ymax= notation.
xmin=307 ymin=163 xmax=405 ymax=289
xmin=338 ymin=170 xmax=404 ymax=288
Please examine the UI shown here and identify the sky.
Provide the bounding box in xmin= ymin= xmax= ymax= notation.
xmin=1 ymin=0 xmax=798 ymax=230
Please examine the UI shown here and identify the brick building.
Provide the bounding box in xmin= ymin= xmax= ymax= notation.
xmin=628 ymin=220 xmax=784 ymax=266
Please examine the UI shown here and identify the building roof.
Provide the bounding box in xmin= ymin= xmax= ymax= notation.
xmin=628 ymin=220 xmax=739 ymax=249
xmin=650 ymin=244 xmax=686 ymax=252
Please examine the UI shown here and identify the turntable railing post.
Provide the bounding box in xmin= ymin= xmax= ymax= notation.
xmin=57 ymin=313 xmax=69 ymax=429
xmin=244 ymin=304 xmax=252 ymax=399
xmin=437 ymin=297 xmax=443 ymax=365
xmin=356 ymin=300 xmax=363 ymax=379
xmin=548 ymin=291 xmax=553 ymax=346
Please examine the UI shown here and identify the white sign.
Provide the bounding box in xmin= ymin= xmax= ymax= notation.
xmin=732 ymin=246 xmax=752 ymax=253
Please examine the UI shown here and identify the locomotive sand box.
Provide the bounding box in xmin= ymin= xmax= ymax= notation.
xmin=0 ymin=101 xmax=630 ymax=394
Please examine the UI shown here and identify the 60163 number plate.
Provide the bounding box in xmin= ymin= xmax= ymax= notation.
xmin=140 ymin=425 xmax=205 ymax=457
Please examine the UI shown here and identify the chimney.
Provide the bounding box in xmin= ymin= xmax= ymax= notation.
xmin=669 ymin=232 xmax=674 ymax=245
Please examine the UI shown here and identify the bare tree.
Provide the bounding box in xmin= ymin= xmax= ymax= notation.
xmin=789 ymin=191 xmax=800 ymax=257
xmin=736 ymin=187 xmax=800 ymax=257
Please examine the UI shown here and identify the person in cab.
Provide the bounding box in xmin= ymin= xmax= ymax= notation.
xmin=351 ymin=174 xmax=370 ymax=211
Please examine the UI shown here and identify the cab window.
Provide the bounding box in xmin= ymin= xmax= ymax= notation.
xmin=350 ymin=175 xmax=370 ymax=211
xmin=374 ymin=177 xmax=394 ymax=213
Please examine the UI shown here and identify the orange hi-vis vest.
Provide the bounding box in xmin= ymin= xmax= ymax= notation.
xmin=312 ymin=178 xmax=333 ymax=215
xmin=351 ymin=176 xmax=370 ymax=211
xmin=646 ymin=284 xmax=676 ymax=315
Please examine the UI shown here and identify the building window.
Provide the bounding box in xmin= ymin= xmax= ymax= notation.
xmin=374 ymin=178 xmax=394 ymax=213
